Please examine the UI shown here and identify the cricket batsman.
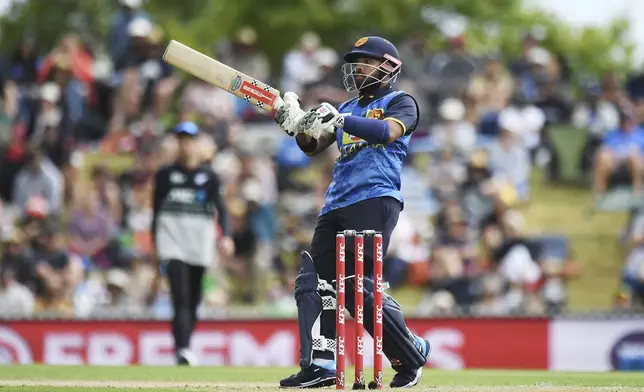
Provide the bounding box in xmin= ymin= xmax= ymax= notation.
xmin=275 ymin=36 xmax=431 ymax=388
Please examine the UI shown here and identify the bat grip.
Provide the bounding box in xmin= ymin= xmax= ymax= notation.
xmin=273 ymin=96 xmax=285 ymax=111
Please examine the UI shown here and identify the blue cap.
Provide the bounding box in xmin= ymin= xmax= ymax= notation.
xmin=174 ymin=121 xmax=198 ymax=136
xmin=343 ymin=36 xmax=401 ymax=64
xmin=583 ymin=82 xmax=601 ymax=96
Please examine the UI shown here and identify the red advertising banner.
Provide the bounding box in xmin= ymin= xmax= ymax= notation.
xmin=0 ymin=318 xmax=548 ymax=369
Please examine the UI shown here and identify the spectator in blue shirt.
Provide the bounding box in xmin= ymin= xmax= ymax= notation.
xmin=593 ymin=113 xmax=644 ymax=198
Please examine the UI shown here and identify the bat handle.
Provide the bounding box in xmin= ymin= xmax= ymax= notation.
xmin=273 ymin=96 xmax=285 ymax=111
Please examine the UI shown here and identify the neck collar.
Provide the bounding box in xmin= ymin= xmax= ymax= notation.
xmin=358 ymin=85 xmax=393 ymax=104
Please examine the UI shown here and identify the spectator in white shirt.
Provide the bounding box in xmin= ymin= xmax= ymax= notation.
xmin=487 ymin=110 xmax=531 ymax=201
xmin=496 ymin=210 xmax=544 ymax=314
xmin=573 ymin=84 xmax=620 ymax=137
xmin=181 ymin=80 xmax=238 ymax=124
xmin=431 ymin=98 xmax=477 ymax=159
xmin=12 ymin=148 xmax=64 ymax=217
xmin=503 ymin=96 xmax=547 ymax=156
xmin=281 ymin=32 xmax=323 ymax=96
xmin=471 ymin=274 xmax=506 ymax=316
xmin=0 ymin=266 xmax=35 ymax=318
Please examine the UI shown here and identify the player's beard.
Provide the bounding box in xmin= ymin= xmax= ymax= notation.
xmin=356 ymin=69 xmax=386 ymax=93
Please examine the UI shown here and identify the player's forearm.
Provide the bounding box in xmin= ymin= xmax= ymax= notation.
xmin=342 ymin=116 xmax=390 ymax=144
xmin=212 ymin=189 xmax=231 ymax=236
xmin=296 ymin=133 xmax=332 ymax=157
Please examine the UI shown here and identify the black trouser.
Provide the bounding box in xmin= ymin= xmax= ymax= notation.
xmin=579 ymin=135 xmax=603 ymax=177
xmin=311 ymin=196 xmax=402 ymax=282
xmin=309 ymin=196 xmax=402 ymax=360
xmin=166 ymin=259 xmax=205 ymax=352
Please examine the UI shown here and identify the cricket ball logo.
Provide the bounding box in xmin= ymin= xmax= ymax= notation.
xmin=230 ymin=75 xmax=242 ymax=91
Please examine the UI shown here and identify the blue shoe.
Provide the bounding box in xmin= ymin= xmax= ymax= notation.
xmin=279 ymin=363 xmax=336 ymax=388
xmin=390 ymin=338 xmax=431 ymax=388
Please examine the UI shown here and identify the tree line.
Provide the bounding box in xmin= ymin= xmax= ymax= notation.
xmin=0 ymin=0 xmax=636 ymax=81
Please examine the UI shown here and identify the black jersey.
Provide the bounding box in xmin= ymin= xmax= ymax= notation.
xmin=151 ymin=162 xmax=230 ymax=266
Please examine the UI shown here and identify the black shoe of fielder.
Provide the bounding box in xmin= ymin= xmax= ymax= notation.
xmin=279 ymin=364 xmax=336 ymax=388
xmin=390 ymin=338 xmax=431 ymax=388
xmin=176 ymin=349 xmax=198 ymax=366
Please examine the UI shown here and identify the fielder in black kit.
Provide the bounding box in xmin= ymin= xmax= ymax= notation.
xmin=151 ymin=121 xmax=235 ymax=365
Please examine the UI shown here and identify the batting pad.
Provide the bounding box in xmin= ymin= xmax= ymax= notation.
xmin=345 ymin=276 xmax=427 ymax=370
xmin=294 ymin=251 xmax=337 ymax=368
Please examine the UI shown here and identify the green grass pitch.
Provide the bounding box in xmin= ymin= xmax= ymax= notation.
xmin=0 ymin=365 xmax=643 ymax=391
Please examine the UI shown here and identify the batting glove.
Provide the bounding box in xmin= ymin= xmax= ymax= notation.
xmin=275 ymin=92 xmax=306 ymax=137
xmin=300 ymin=102 xmax=344 ymax=139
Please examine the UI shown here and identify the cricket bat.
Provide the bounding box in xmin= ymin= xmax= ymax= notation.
xmin=162 ymin=40 xmax=283 ymax=111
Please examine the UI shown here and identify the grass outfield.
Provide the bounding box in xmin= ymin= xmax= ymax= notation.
xmin=0 ymin=366 xmax=644 ymax=391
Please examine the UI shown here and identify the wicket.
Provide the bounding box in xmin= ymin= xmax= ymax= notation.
xmin=335 ymin=230 xmax=384 ymax=390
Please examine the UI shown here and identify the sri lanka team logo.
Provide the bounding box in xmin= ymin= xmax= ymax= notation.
xmin=354 ymin=37 xmax=368 ymax=47
xmin=366 ymin=108 xmax=384 ymax=119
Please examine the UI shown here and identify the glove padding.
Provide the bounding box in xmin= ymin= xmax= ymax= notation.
xmin=275 ymin=92 xmax=306 ymax=136
xmin=300 ymin=102 xmax=344 ymax=139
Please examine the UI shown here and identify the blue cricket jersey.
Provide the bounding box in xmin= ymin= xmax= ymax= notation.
xmin=320 ymin=87 xmax=419 ymax=216
xmin=602 ymin=127 xmax=644 ymax=159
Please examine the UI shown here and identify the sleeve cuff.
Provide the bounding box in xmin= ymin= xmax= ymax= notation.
xmin=384 ymin=117 xmax=408 ymax=135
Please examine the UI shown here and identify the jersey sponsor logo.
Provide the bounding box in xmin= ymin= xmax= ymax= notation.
xmin=341 ymin=131 xmax=364 ymax=145
xmin=170 ymin=172 xmax=185 ymax=184
xmin=194 ymin=173 xmax=208 ymax=186
xmin=240 ymin=81 xmax=277 ymax=106
xmin=167 ymin=188 xmax=207 ymax=204
xmin=168 ymin=188 xmax=195 ymax=203
xmin=338 ymin=141 xmax=386 ymax=159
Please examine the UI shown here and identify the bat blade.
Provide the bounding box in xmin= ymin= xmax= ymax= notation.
xmin=163 ymin=40 xmax=282 ymax=111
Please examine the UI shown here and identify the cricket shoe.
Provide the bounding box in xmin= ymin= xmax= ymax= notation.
xmin=176 ymin=348 xmax=198 ymax=366
xmin=279 ymin=363 xmax=336 ymax=388
xmin=389 ymin=337 xmax=431 ymax=388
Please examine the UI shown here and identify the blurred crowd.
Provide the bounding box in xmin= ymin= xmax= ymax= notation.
xmin=0 ymin=0 xmax=643 ymax=319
